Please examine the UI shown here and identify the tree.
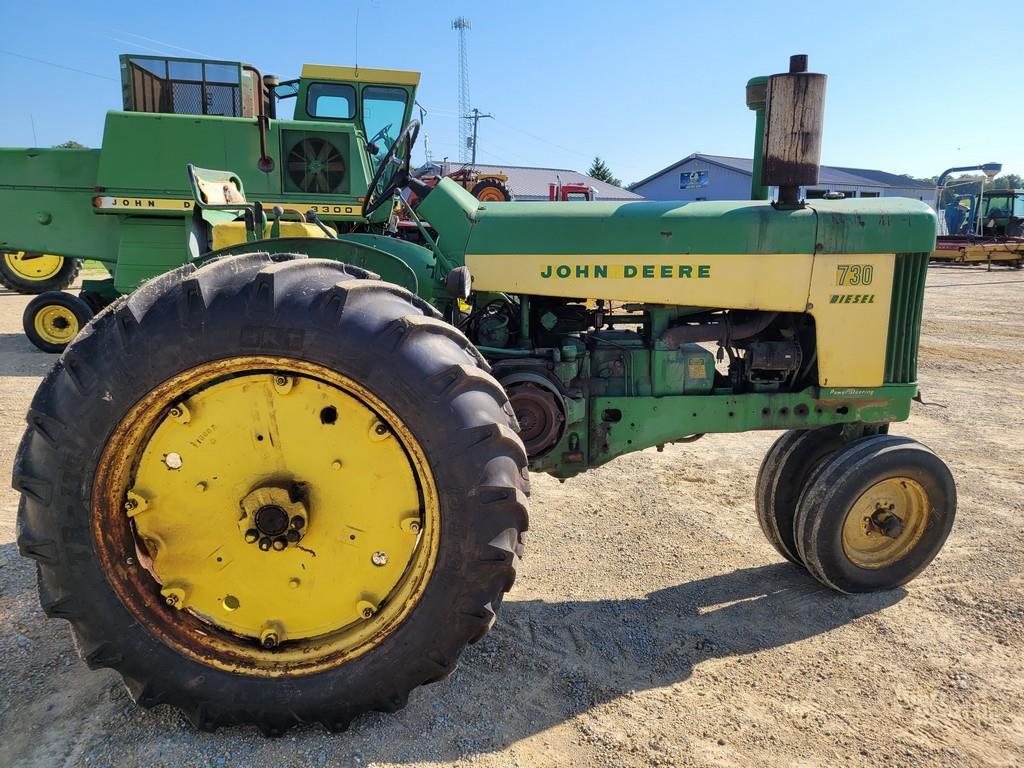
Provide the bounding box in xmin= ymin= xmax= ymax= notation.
xmin=53 ymin=140 xmax=85 ymax=149
xmin=587 ymin=156 xmax=621 ymax=187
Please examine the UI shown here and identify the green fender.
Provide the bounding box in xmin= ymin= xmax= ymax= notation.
xmin=195 ymin=234 xmax=439 ymax=300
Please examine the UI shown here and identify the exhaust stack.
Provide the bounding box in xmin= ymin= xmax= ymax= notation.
xmin=748 ymin=54 xmax=827 ymax=207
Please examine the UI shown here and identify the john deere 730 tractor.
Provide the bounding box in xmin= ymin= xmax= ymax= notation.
xmin=12 ymin=55 xmax=955 ymax=735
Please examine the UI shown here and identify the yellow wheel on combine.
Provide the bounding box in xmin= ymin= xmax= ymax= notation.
xmin=470 ymin=178 xmax=513 ymax=202
xmin=14 ymin=253 xmax=528 ymax=735
xmin=0 ymin=251 xmax=81 ymax=294
xmin=23 ymin=290 xmax=94 ymax=353
xmin=791 ymin=435 xmax=955 ymax=592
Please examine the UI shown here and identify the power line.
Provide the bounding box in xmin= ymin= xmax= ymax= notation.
xmin=0 ymin=49 xmax=117 ymax=81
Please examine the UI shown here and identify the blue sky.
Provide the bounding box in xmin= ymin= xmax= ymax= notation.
xmin=1 ymin=1 xmax=1019 ymax=186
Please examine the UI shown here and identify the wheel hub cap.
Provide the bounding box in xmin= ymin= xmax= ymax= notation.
xmin=842 ymin=477 xmax=929 ymax=569
xmin=122 ymin=368 xmax=432 ymax=645
xmin=33 ymin=304 xmax=79 ymax=344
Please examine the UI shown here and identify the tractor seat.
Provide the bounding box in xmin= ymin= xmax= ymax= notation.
xmin=185 ymin=164 xmax=334 ymax=254
xmin=194 ymin=175 xmax=247 ymax=206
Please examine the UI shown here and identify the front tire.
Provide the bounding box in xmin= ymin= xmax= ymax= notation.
xmin=14 ymin=253 xmax=529 ymax=734
xmin=755 ymin=426 xmax=847 ymax=565
xmin=793 ymin=435 xmax=956 ymax=593
xmin=23 ymin=290 xmax=94 ymax=353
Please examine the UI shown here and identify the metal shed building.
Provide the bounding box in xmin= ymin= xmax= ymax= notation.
xmin=629 ymin=154 xmax=937 ymax=208
xmin=416 ymin=162 xmax=642 ymax=202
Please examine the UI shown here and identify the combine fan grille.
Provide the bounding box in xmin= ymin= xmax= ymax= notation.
xmin=884 ymin=252 xmax=930 ymax=384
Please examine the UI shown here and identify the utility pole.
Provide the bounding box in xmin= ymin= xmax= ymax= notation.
xmin=464 ymin=108 xmax=493 ymax=166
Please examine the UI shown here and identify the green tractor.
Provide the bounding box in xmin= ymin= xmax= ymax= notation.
xmin=13 ymin=55 xmax=955 ymax=735
xmin=0 ymin=54 xmax=419 ymax=351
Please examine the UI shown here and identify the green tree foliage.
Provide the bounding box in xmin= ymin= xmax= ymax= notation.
xmin=587 ymin=157 xmax=622 ymax=187
xmin=53 ymin=140 xmax=86 ymax=149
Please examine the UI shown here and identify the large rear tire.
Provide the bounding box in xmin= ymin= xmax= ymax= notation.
xmin=1 ymin=252 xmax=81 ymax=294
xmin=14 ymin=253 xmax=529 ymax=734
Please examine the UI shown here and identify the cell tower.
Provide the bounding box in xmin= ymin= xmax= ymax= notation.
xmin=452 ymin=17 xmax=472 ymax=163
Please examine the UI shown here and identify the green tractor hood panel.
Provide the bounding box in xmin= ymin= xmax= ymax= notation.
xmin=419 ymin=177 xmax=937 ymax=262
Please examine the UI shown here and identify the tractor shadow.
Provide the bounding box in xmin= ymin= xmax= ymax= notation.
xmin=0 ymin=539 xmax=905 ymax=764
xmin=0 ymin=332 xmax=57 ymax=377
xmin=355 ymin=561 xmax=905 ymax=760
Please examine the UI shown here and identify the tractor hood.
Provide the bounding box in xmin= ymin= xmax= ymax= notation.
xmin=419 ymin=177 xmax=936 ymax=262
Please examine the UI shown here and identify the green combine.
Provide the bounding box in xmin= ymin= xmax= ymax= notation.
xmin=11 ymin=54 xmax=955 ymax=735
xmin=1 ymin=54 xmax=417 ymax=350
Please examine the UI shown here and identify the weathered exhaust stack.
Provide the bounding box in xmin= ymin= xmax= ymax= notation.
xmin=749 ymin=54 xmax=827 ymax=207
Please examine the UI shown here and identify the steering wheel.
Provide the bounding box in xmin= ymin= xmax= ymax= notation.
xmin=368 ymin=122 xmax=394 ymax=149
xmin=364 ymin=120 xmax=420 ymax=217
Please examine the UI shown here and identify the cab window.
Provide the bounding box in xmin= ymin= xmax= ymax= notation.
xmin=307 ymin=83 xmax=356 ymax=120
xmin=362 ymin=86 xmax=409 ymax=166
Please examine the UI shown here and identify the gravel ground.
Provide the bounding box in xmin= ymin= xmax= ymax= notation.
xmin=1 ymin=265 xmax=1022 ymax=767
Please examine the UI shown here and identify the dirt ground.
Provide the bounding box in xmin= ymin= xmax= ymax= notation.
xmin=1 ymin=265 xmax=1022 ymax=768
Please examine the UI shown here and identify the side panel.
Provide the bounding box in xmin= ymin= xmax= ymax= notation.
xmin=807 ymin=252 xmax=896 ymax=387
xmin=466 ymin=252 xmax=814 ymax=309
xmin=0 ymin=148 xmax=120 ymax=260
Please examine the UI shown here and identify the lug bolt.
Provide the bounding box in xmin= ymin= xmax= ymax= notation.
xmin=408 ymin=521 xmax=421 ymax=534
xmin=362 ymin=607 xmax=374 ymax=619
xmin=374 ymin=423 xmax=388 ymax=436
xmin=371 ymin=551 xmax=388 ymax=567
xmin=272 ymin=537 xmax=287 ymax=551
xmin=331 ymin=460 xmax=342 ymax=470
xmin=124 ymin=499 xmax=137 ymax=512
xmin=165 ymin=595 xmax=178 ymax=607
xmin=262 ymin=632 xmax=279 ymax=649
xmin=285 ymin=529 xmax=300 ymax=543
xmin=245 ymin=529 xmax=260 ymax=544
xmin=258 ymin=537 xmax=272 ymax=551
xmin=274 ymin=375 xmax=288 ymax=387
xmin=169 ymin=407 xmax=182 ymax=419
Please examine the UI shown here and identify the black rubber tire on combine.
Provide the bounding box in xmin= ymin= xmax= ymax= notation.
xmin=470 ymin=178 xmax=513 ymax=202
xmin=754 ymin=425 xmax=847 ymax=565
xmin=14 ymin=252 xmax=529 ymax=735
xmin=0 ymin=253 xmax=81 ymax=294
xmin=793 ymin=435 xmax=956 ymax=593
xmin=22 ymin=290 xmax=94 ymax=353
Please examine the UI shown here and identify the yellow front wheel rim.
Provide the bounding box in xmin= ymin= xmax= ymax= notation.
xmin=93 ymin=356 xmax=440 ymax=676
xmin=5 ymin=252 xmax=64 ymax=281
xmin=842 ymin=476 xmax=929 ymax=569
xmin=33 ymin=304 xmax=80 ymax=345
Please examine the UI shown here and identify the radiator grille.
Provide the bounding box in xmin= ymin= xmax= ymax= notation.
xmin=884 ymin=252 xmax=930 ymax=383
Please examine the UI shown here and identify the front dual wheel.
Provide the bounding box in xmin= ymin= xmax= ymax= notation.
xmin=15 ymin=253 xmax=528 ymax=734
xmin=757 ymin=429 xmax=956 ymax=592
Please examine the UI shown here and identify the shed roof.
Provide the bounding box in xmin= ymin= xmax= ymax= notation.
xmin=630 ymin=153 xmax=934 ymax=191
xmin=415 ymin=162 xmax=642 ymax=201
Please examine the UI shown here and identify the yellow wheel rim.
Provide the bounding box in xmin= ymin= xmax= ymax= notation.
xmin=842 ymin=476 xmax=929 ymax=569
xmin=5 ymin=252 xmax=64 ymax=281
xmin=93 ymin=356 xmax=440 ymax=676
xmin=33 ymin=304 xmax=80 ymax=345
xmin=475 ymin=186 xmax=508 ymax=202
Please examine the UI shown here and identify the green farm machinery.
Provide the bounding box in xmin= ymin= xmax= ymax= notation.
xmin=1 ymin=54 xmax=417 ymax=350
xmin=11 ymin=54 xmax=956 ymax=734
